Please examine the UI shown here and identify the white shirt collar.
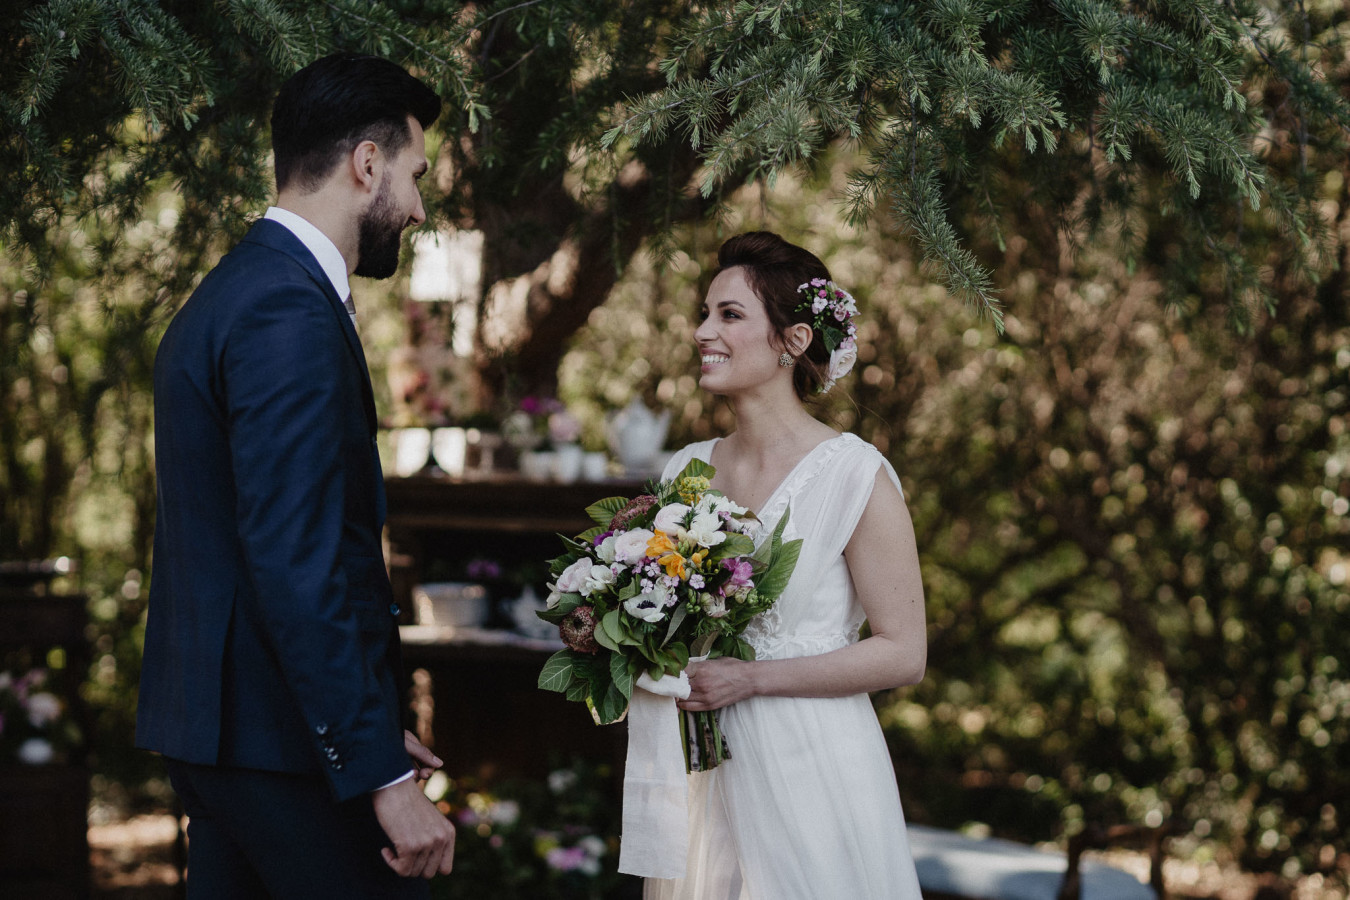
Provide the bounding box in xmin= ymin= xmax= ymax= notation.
xmin=264 ymin=207 xmax=351 ymax=301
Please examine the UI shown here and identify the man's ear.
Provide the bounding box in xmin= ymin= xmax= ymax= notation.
xmin=349 ymin=140 xmax=383 ymax=193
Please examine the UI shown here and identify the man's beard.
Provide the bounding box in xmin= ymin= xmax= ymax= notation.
xmin=353 ymin=176 xmax=406 ymax=279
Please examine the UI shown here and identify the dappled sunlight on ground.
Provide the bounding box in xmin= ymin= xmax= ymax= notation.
xmin=89 ymin=814 xmax=180 ymax=899
xmin=85 ymin=810 xmax=1346 ymax=900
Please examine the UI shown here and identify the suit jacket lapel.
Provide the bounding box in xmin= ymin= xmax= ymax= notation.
xmin=243 ymin=220 xmax=380 ymax=436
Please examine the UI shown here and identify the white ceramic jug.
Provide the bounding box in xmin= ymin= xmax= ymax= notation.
xmin=605 ymin=398 xmax=670 ymax=475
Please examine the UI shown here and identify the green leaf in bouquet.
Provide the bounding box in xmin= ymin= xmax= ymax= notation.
xmin=748 ymin=504 xmax=794 ymax=579
xmin=538 ymin=650 xmax=578 ymax=693
xmin=689 ymin=631 xmax=717 ymax=659
xmin=536 ymin=593 xmax=583 ymax=624
xmin=616 ymin=578 xmax=642 ymax=601
xmin=566 ymin=679 xmax=592 ymax=703
xmin=712 ymin=532 xmax=756 ymax=560
xmin=661 ymin=603 xmax=688 ymax=647
xmin=663 ymin=643 xmax=690 ymax=675
xmin=731 ymin=636 xmax=757 ymax=661
xmin=595 ymin=679 xmax=629 ymax=724
xmin=600 ymin=608 xmax=634 ymax=650
xmin=678 ymin=458 xmax=714 ymax=481
xmin=577 ymin=525 xmax=607 ymax=543
xmin=756 ymin=536 xmax=803 ymax=599
xmin=586 ymin=496 xmax=630 ymax=526
xmin=557 ymin=534 xmax=598 ymax=556
xmin=592 ymin=616 xmax=622 ymax=653
xmin=610 ymin=650 xmax=634 ymax=698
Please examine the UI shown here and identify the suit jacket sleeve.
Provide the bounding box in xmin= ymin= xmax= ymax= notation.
xmin=223 ymin=277 xmax=408 ymax=800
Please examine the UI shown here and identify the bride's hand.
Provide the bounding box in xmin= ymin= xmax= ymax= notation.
xmin=678 ymin=657 xmax=755 ymax=711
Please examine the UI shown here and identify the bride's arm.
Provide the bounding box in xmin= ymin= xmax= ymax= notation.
xmin=679 ymin=468 xmax=927 ymax=711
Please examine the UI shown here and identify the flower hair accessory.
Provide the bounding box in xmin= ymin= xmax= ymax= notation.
xmin=796 ymin=278 xmax=859 ymax=393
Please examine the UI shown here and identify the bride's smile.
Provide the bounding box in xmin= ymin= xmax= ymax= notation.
xmin=694 ymin=267 xmax=790 ymax=394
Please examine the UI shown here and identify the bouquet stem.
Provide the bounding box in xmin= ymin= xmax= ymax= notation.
xmin=681 ymin=709 xmax=730 ymax=773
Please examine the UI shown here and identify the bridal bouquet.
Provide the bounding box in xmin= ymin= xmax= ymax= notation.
xmin=537 ymin=459 xmax=801 ymax=771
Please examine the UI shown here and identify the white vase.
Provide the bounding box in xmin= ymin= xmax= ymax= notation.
xmin=552 ymin=443 xmax=584 ymax=483
xmin=431 ymin=427 xmax=467 ymax=477
xmin=391 ymin=428 xmax=431 ymax=477
xmin=581 ymin=451 xmax=609 ymax=482
xmin=605 ymin=399 xmax=671 ymax=476
xmin=520 ymin=450 xmax=555 ymax=482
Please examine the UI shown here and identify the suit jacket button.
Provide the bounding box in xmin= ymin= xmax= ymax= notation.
xmin=389 ymin=602 xmax=400 ymax=617
xmin=316 ymin=723 xmax=330 ymax=736
xmin=332 ymin=762 xmax=344 ymax=771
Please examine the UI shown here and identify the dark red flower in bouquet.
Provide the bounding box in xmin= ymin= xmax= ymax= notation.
xmin=560 ymin=606 xmax=601 ymax=654
xmin=609 ymin=494 xmax=657 ymax=532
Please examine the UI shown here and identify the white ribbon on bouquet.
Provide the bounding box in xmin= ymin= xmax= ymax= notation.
xmin=617 ymin=664 xmax=697 ymax=879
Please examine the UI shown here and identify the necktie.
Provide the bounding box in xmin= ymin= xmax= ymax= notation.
xmin=342 ymin=294 xmax=357 ymax=327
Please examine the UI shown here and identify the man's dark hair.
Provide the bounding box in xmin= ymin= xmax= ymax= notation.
xmin=272 ymin=53 xmax=442 ymax=193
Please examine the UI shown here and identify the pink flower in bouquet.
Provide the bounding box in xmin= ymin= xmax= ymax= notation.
xmin=610 ymin=494 xmax=657 ymax=532
xmin=723 ymin=558 xmax=754 ymax=590
xmin=560 ymin=606 xmax=601 ymax=654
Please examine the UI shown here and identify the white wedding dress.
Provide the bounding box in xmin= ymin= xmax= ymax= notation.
xmin=645 ymin=432 xmax=923 ymax=900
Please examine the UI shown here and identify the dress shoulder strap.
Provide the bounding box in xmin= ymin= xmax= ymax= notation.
xmin=659 ymin=439 xmax=720 ymax=481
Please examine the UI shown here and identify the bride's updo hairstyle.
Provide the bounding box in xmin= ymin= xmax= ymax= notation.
xmin=716 ymin=231 xmax=832 ymax=400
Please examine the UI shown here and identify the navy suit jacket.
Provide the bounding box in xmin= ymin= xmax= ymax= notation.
xmin=137 ymin=219 xmax=409 ymax=801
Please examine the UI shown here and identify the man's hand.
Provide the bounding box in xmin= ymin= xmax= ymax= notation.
xmin=372 ymin=777 xmax=456 ymax=878
xmin=403 ymin=729 xmax=442 ymax=781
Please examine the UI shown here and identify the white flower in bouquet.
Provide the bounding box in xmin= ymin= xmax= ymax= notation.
xmin=614 ymin=528 xmax=654 ymax=564
xmin=555 ymin=557 xmax=593 ymax=594
xmin=698 ymin=494 xmax=748 ymax=517
xmin=652 ymin=502 xmax=691 ymax=534
xmin=595 ymin=534 xmax=618 ymax=564
xmin=624 ymin=586 xmax=670 ymax=622
xmin=704 ymin=593 xmax=729 ymax=619
xmin=582 ymin=564 xmax=617 ymax=596
xmin=682 ymin=510 xmax=727 ymax=549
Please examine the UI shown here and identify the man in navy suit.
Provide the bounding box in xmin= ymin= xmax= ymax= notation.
xmin=138 ymin=54 xmax=456 ymax=896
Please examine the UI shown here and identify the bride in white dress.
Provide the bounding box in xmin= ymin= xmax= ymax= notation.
xmin=639 ymin=232 xmax=927 ymax=899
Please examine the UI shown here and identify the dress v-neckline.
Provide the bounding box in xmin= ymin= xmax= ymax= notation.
xmin=705 ymin=432 xmax=851 ymax=515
